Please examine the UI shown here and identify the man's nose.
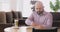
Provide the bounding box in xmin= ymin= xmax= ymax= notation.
xmin=38 ymin=9 xmax=40 ymax=11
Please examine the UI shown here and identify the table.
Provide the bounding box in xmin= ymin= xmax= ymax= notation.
xmin=4 ymin=26 xmax=58 ymax=32
xmin=4 ymin=26 xmax=32 ymax=32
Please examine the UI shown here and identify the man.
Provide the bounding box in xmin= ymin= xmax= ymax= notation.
xmin=25 ymin=1 xmax=53 ymax=29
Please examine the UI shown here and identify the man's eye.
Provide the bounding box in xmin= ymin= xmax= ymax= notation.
xmin=36 ymin=8 xmax=41 ymax=9
xmin=36 ymin=8 xmax=38 ymax=9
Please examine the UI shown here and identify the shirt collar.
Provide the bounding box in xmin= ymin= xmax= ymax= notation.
xmin=35 ymin=11 xmax=46 ymax=16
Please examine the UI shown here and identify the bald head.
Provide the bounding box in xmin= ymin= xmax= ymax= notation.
xmin=35 ymin=1 xmax=43 ymax=7
xmin=35 ymin=1 xmax=44 ymax=15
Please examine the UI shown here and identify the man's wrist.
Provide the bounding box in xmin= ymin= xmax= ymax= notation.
xmin=31 ymin=22 xmax=33 ymax=25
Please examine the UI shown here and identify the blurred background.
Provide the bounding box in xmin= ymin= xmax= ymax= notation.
xmin=0 ymin=0 xmax=60 ymax=32
xmin=0 ymin=0 xmax=60 ymax=17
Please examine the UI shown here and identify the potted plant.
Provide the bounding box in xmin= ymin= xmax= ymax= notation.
xmin=50 ymin=0 xmax=60 ymax=12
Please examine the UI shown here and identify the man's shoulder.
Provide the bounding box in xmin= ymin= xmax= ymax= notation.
xmin=30 ymin=11 xmax=36 ymax=16
xmin=45 ymin=12 xmax=52 ymax=16
xmin=44 ymin=12 xmax=52 ymax=15
xmin=32 ymin=11 xmax=37 ymax=14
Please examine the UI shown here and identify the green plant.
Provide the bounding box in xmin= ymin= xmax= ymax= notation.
xmin=50 ymin=0 xmax=60 ymax=12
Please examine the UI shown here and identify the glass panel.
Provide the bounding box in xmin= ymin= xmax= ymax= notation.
xmin=0 ymin=0 xmax=10 ymax=3
xmin=0 ymin=0 xmax=10 ymax=12
xmin=1 ymin=3 xmax=10 ymax=11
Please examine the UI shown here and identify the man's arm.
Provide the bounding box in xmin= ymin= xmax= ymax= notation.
xmin=41 ymin=13 xmax=53 ymax=28
xmin=25 ymin=14 xmax=34 ymax=25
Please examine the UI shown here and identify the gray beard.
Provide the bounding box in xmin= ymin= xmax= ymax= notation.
xmin=37 ymin=11 xmax=43 ymax=15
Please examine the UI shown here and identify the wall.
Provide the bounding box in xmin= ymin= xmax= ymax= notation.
xmin=0 ymin=0 xmax=60 ymax=17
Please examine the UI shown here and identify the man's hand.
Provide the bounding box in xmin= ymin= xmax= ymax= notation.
xmin=35 ymin=25 xmax=45 ymax=29
xmin=31 ymin=22 xmax=45 ymax=29
xmin=31 ymin=22 xmax=37 ymax=26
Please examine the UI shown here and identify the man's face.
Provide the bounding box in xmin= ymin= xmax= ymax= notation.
xmin=35 ymin=4 xmax=44 ymax=14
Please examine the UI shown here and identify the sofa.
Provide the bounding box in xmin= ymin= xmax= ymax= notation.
xmin=0 ymin=11 xmax=22 ymax=32
xmin=51 ymin=12 xmax=60 ymax=27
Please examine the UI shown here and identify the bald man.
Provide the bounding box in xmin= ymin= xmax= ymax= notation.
xmin=25 ymin=1 xmax=53 ymax=29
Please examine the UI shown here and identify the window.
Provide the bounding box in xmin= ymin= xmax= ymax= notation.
xmin=22 ymin=0 xmax=32 ymax=17
xmin=0 ymin=0 xmax=10 ymax=12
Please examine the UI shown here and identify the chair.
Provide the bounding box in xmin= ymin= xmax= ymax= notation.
xmin=0 ymin=12 xmax=6 ymax=24
xmin=6 ymin=12 xmax=13 ymax=23
xmin=33 ymin=27 xmax=57 ymax=32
